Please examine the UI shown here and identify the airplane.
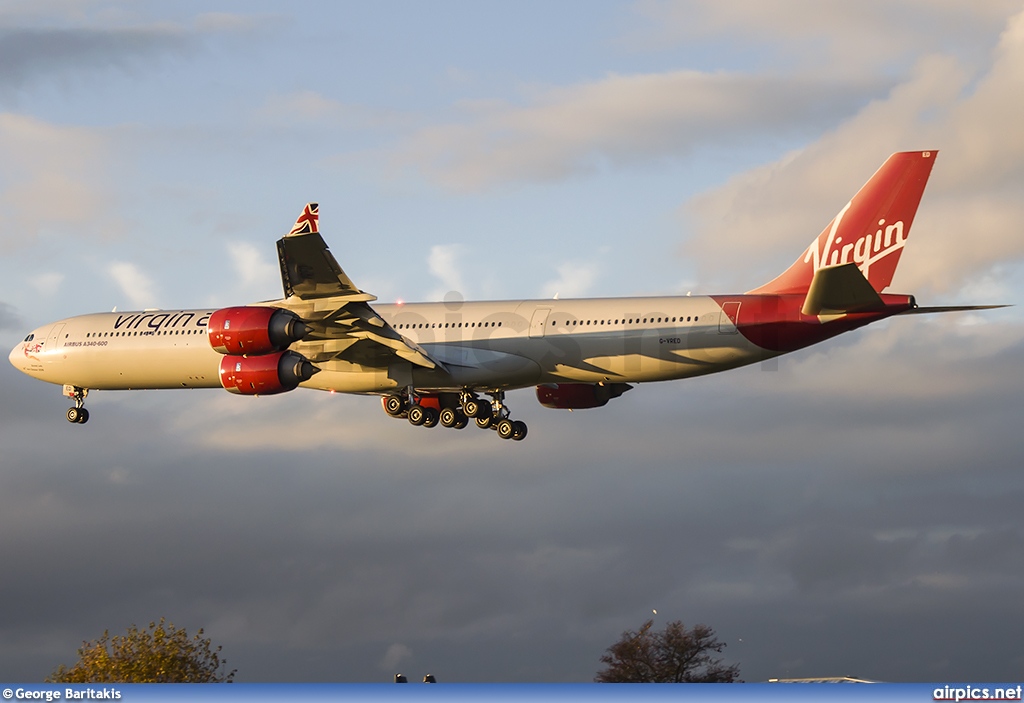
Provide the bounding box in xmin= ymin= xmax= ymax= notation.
xmin=8 ymin=150 xmax=1004 ymax=441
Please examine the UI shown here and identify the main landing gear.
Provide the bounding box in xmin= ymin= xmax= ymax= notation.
xmin=476 ymin=390 xmax=527 ymax=441
xmin=65 ymin=386 xmax=90 ymax=424
xmin=381 ymin=389 xmax=528 ymax=441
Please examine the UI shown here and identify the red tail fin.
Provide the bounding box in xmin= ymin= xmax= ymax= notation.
xmin=749 ymin=151 xmax=938 ymax=295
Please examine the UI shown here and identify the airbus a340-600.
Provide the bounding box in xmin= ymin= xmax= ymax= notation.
xmin=8 ymin=151 xmax=1002 ymax=441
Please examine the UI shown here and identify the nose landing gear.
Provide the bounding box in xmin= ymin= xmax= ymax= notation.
xmin=64 ymin=386 xmax=90 ymax=424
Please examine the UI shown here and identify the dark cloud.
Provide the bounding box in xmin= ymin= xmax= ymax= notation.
xmin=1 ymin=318 xmax=1022 ymax=682
xmin=0 ymin=301 xmax=21 ymax=330
xmin=0 ymin=27 xmax=192 ymax=88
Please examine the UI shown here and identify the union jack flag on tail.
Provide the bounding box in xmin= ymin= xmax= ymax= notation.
xmin=289 ymin=203 xmax=319 ymax=235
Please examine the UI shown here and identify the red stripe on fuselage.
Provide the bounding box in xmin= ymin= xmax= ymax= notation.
xmin=710 ymin=294 xmax=915 ymax=352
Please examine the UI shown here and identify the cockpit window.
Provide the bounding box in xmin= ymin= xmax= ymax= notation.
xmin=24 ymin=334 xmax=34 ymax=342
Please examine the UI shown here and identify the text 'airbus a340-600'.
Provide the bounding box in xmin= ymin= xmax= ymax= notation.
xmin=8 ymin=151 xmax=1005 ymax=441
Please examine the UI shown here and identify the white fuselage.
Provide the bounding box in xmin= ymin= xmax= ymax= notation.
xmin=8 ymin=295 xmax=771 ymax=396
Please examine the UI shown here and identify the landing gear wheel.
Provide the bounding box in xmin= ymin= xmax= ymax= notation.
xmin=496 ymin=418 xmax=516 ymax=440
xmin=439 ymin=407 xmax=458 ymax=428
xmin=407 ymin=404 xmax=426 ymax=426
xmin=475 ymin=414 xmax=494 ymax=430
xmin=511 ymin=420 xmax=527 ymax=441
xmin=453 ymin=412 xmax=469 ymax=429
xmin=422 ymin=407 xmax=440 ymax=428
xmin=462 ymin=398 xmax=480 ymax=418
xmin=384 ymin=394 xmax=406 ymax=417
xmin=65 ymin=386 xmax=90 ymax=424
xmin=476 ymin=400 xmax=493 ymax=419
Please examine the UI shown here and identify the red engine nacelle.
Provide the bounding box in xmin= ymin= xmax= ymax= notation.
xmin=219 ymin=351 xmax=317 ymax=395
xmin=536 ymin=383 xmax=632 ymax=410
xmin=208 ymin=306 xmax=310 ymax=355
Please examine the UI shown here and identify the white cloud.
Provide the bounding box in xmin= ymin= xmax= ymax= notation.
xmin=541 ymin=261 xmax=601 ymax=299
xmin=32 ymin=271 xmax=64 ymax=296
xmin=387 ymin=70 xmax=877 ymax=191
xmin=427 ymin=244 xmax=466 ymax=301
xmin=629 ymin=0 xmax=1016 ymax=72
xmin=256 ymin=90 xmax=410 ymax=130
xmin=107 ymin=260 xmax=158 ymax=309
xmin=226 ymin=241 xmax=278 ymax=294
xmin=683 ymin=8 xmax=1024 ymax=297
xmin=0 ymin=113 xmax=121 ymax=250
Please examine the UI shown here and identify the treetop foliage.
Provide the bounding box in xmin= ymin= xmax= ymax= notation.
xmin=595 ymin=619 xmax=740 ymax=683
xmin=46 ymin=617 xmax=236 ymax=683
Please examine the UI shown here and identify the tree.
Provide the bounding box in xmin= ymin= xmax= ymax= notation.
xmin=46 ymin=618 xmax=236 ymax=683
xmin=595 ymin=619 xmax=740 ymax=683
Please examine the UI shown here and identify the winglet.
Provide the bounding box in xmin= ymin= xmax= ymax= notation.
xmin=288 ymin=203 xmax=319 ymax=236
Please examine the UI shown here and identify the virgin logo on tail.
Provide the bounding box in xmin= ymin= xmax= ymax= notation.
xmin=803 ymin=201 xmax=908 ymax=281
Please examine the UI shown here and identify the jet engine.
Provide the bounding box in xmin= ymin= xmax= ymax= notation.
xmin=535 ymin=382 xmax=632 ymax=409
xmin=208 ymin=306 xmax=310 ymax=355
xmin=219 ymin=350 xmax=318 ymax=395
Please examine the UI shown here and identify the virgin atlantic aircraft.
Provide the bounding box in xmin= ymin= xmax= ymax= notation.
xmin=8 ymin=151 xmax=1002 ymax=440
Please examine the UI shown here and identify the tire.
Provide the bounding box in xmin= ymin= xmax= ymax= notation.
xmin=67 ymin=407 xmax=81 ymax=424
xmin=453 ymin=412 xmax=469 ymax=429
xmin=462 ymin=399 xmax=480 ymax=418
xmin=384 ymin=395 xmax=405 ymax=417
xmin=511 ymin=420 xmax=527 ymax=441
xmin=475 ymin=415 xmax=493 ymax=430
xmin=422 ymin=407 xmax=440 ymax=428
xmin=496 ymin=418 xmax=515 ymax=440
xmin=407 ymin=404 xmax=426 ymax=426
xmin=439 ymin=407 xmax=458 ymax=427
xmin=476 ymin=400 xmax=493 ymax=419
xmin=77 ymin=408 xmax=90 ymax=424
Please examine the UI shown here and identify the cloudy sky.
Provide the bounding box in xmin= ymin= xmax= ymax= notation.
xmin=2 ymin=0 xmax=1023 ymax=683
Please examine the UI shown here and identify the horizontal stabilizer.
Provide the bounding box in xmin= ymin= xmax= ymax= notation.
xmin=801 ymin=262 xmax=883 ymax=317
xmin=897 ymin=304 xmax=1010 ymax=315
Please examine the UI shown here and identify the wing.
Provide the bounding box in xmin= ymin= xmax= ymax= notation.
xmin=276 ymin=203 xmax=442 ymax=371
